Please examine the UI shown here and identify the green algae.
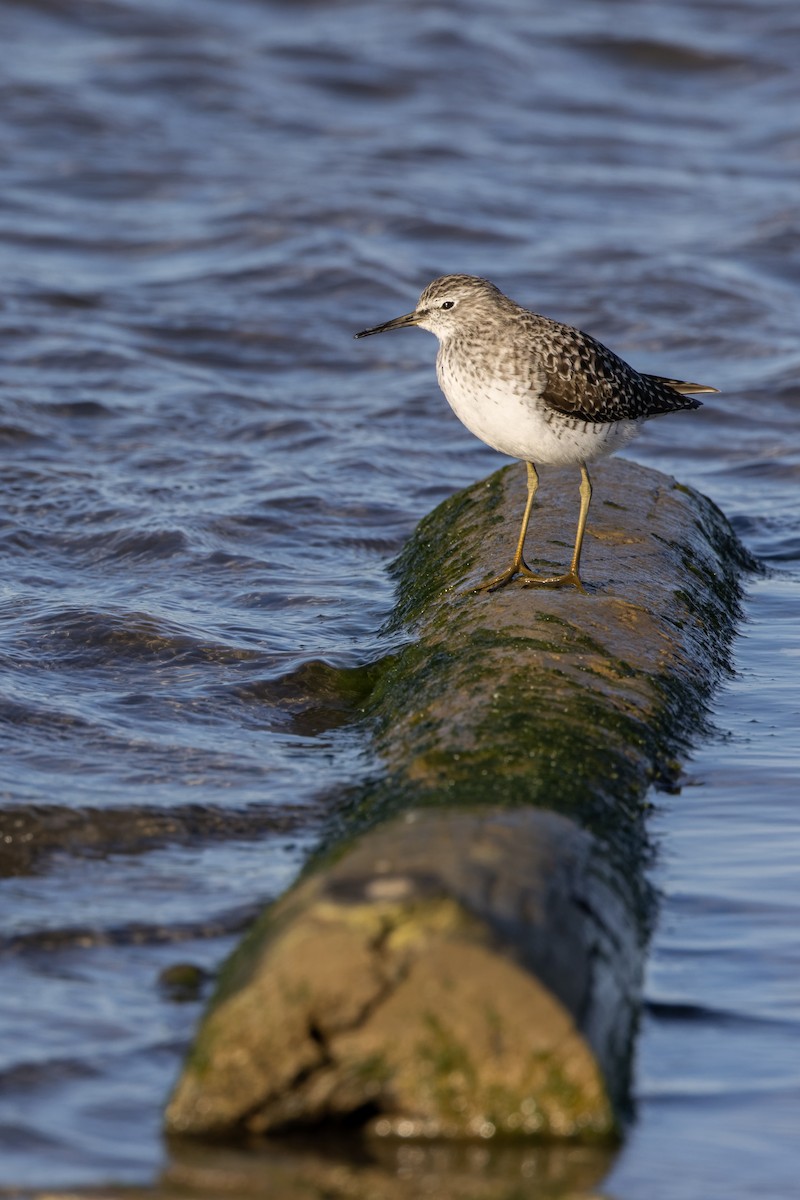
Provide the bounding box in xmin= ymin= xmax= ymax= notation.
xmin=413 ymin=1015 xmax=616 ymax=1142
xmin=312 ymin=461 xmax=754 ymax=926
xmin=166 ymin=459 xmax=754 ymax=1144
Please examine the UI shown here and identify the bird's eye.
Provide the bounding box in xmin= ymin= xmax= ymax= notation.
xmin=440 ymin=300 xmax=455 ymax=310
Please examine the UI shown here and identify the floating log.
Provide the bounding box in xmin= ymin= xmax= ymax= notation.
xmin=165 ymin=458 xmax=751 ymax=1142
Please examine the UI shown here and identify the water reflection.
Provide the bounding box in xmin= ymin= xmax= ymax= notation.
xmin=160 ymin=1136 xmax=617 ymax=1200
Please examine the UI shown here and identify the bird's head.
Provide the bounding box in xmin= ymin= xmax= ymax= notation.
xmin=355 ymin=274 xmax=506 ymax=342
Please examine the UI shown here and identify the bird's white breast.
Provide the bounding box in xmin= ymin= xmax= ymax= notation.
xmin=436 ymin=347 xmax=640 ymax=466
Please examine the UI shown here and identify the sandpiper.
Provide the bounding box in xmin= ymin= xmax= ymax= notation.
xmin=355 ymin=274 xmax=716 ymax=592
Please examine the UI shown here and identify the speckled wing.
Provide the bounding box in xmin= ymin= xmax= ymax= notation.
xmin=533 ymin=324 xmax=708 ymax=425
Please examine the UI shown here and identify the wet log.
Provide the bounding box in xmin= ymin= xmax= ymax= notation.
xmin=165 ymin=458 xmax=752 ymax=1142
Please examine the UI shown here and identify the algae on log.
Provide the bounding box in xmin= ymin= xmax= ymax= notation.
xmin=166 ymin=458 xmax=752 ymax=1143
xmin=356 ymin=459 xmax=749 ymax=869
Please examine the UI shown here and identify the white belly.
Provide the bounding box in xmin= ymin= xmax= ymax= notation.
xmin=437 ymin=360 xmax=640 ymax=466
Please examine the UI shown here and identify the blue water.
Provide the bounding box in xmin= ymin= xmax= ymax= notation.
xmin=0 ymin=0 xmax=798 ymax=1195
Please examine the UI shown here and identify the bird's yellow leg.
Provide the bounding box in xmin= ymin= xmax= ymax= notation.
xmin=570 ymin=463 xmax=592 ymax=583
xmin=475 ymin=462 xmax=543 ymax=592
xmin=522 ymin=463 xmax=591 ymax=593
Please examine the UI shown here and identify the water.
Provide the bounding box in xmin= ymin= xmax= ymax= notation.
xmin=0 ymin=0 xmax=798 ymax=1195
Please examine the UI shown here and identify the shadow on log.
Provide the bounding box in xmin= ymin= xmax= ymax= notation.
xmin=165 ymin=459 xmax=753 ymax=1145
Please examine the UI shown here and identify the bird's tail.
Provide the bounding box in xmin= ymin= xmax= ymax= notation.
xmin=644 ymin=374 xmax=719 ymax=395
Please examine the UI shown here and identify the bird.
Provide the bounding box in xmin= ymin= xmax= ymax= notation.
xmin=355 ymin=274 xmax=716 ymax=593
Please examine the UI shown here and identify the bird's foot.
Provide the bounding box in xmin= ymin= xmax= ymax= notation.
xmin=520 ymin=569 xmax=587 ymax=594
xmin=473 ymin=560 xmax=540 ymax=593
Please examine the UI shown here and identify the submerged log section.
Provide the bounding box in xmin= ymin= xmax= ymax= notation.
xmin=166 ymin=459 xmax=750 ymax=1142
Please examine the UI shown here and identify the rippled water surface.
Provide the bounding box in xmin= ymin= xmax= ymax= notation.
xmin=0 ymin=0 xmax=798 ymax=1195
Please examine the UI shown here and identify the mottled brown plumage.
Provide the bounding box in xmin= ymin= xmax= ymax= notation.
xmin=356 ymin=274 xmax=715 ymax=591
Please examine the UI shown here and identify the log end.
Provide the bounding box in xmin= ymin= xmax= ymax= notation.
xmin=166 ymin=809 xmax=640 ymax=1141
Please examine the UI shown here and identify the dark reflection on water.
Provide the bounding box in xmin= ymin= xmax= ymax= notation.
xmin=0 ymin=0 xmax=798 ymax=1196
xmin=160 ymin=1136 xmax=618 ymax=1200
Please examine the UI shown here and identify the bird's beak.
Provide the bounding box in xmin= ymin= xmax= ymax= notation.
xmin=354 ymin=310 xmax=420 ymax=339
